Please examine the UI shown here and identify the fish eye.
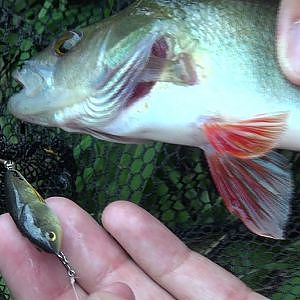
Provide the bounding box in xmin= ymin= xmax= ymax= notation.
xmin=46 ymin=231 xmax=57 ymax=241
xmin=54 ymin=30 xmax=82 ymax=56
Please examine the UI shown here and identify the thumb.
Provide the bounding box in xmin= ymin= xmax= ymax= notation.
xmin=277 ymin=0 xmax=300 ymax=85
xmin=87 ymin=282 xmax=135 ymax=300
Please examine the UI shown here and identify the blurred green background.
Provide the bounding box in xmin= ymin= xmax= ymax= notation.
xmin=1 ymin=0 xmax=300 ymax=299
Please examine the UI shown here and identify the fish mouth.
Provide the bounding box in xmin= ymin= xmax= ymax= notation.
xmin=12 ymin=64 xmax=46 ymax=97
xmin=8 ymin=63 xmax=83 ymax=126
xmin=8 ymin=65 xmax=52 ymax=125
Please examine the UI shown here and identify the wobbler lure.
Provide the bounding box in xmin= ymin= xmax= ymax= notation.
xmin=0 ymin=159 xmax=79 ymax=300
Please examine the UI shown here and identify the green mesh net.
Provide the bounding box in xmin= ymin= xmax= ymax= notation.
xmin=1 ymin=1 xmax=300 ymax=299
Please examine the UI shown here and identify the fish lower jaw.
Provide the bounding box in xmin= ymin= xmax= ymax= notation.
xmin=8 ymin=85 xmax=90 ymax=126
xmin=8 ymin=96 xmax=52 ymax=126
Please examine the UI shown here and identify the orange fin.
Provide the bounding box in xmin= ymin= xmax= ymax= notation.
xmin=203 ymin=113 xmax=287 ymax=158
xmin=205 ymin=149 xmax=292 ymax=239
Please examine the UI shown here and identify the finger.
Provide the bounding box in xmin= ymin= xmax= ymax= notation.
xmin=87 ymin=282 xmax=135 ymax=300
xmin=102 ymin=201 xmax=268 ymax=300
xmin=277 ymin=0 xmax=300 ymax=85
xmin=47 ymin=197 xmax=174 ymax=299
xmin=0 ymin=213 xmax=87 ymax=300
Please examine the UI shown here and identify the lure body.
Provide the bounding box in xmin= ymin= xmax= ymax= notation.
xmin=2 ymin=161 xmax=78 ymax=299
xmin=4 ymin=167 xmax=62 ymax=254
xmin=7 ymin=0 xmax=300 ymax=239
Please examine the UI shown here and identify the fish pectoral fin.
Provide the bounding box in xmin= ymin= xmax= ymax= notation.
xmin=204 ymin=148 xmax=292 ymax=239
xmin=140 ymin=52 xmax=197 ymax=85
xmin=203 ymin=112 xmax=288 ymax=158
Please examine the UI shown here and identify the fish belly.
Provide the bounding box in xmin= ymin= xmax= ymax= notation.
xmin=102 ymin=81 xmax=300 ymax=151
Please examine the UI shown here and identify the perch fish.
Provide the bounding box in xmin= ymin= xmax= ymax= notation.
xmin=8 ymin=0 xmax=300 ymax=239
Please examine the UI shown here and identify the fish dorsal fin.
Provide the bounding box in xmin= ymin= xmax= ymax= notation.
xmin=203 ymin=112 xmax=288 ymax=158
xmin=205 ymin=149 xmax=292 ymax=239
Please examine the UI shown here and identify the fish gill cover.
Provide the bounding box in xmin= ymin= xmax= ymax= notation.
xmin=0 ymin=0 xmax=300 ymax=299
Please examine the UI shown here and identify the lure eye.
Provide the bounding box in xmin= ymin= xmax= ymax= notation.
xmin=46 ymin=231 xmax=57 ymax=241
xmin=54 ymin=30 xmax=82 ymax=56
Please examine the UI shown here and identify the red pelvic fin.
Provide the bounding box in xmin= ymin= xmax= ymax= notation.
xmin=203 ymin=113 xmax=288 ymax=158
xmin=205 ymin=149 xmax=292 ymax=239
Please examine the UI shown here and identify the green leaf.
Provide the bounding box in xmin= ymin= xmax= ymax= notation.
xmin=38 ymin=8 xmax=47 ymax=19
xmin=83 ymin=167 xmax=93 ymax=182
xmin=44 ymin=0 xmax=52 ymax=9
xmin=53 ymin=11 xmax=63 ymax=20
xmin=80 ymin=135 xmax=93 ymax=151
xmin=160 ymin=199 xmax=172 ymax=210
xmin=173 ymin=201 xmax=185 ymax=210
xmin=131 ymin=159 xmax=143 ymax=173
xmin=15 ymin=0 xmax=26 ymax=12
xmin=73 ymin=145 xmax=81 ymax=160
xmin=131 ymin=191 xmax=142 ymax=203
xmin=120 ymin=153 xmax=131 ymax=167
xmin=286 ymin=239 xmax=300 ymax=252
xmin=34 ymin=21 xmax=45 ymax=34
xmin=94 ymin=157 xmax=103 ymax=172
xmin=20 ymin=52 xmax=30 ymax=60
xmin=142 ymin=164 xmax=154 ymax=179
xmin=130 ymin=174 xmax=142 ymax=191
xmin=75 ymin=176 xmax=84 ymax=193
xmin=157 ymin=183 xmax=169 ymax=196
xmin=20 ymin=39 xmax=33 ymax=51
xmin=200 ymin=191 xmax=210 ymax=204
xmin=178 ymin=211 xmax=190 ymax=223
xmin=7 ymin=33 xmax=19 ymax=44
xmin=262 ymin=262 xmax=291 ymax=271
xmin=272 ymin=270 xmax=300 ymax=299
xmin=144 ymin=148 xmax=155 ymax=163
xmin=162 ymin=209 xmax=175 ymax=222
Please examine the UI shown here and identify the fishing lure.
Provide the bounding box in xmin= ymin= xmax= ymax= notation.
xmin=0 ymin=159 xmax=79 ymax=299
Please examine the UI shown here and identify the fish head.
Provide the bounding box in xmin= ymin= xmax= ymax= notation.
xmin=8 ymin=8 xmax=170 ymax=139
xmin=9 ymin=21 xmax=118 ymax=127
xmin=23 ymin=204 xmax=63 ymax=254
xmin=35 ymin=211 xmax=63 ymax=254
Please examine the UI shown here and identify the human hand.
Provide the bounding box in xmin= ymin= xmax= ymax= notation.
xmin=0 ymin=198 xmax=268 ymax=300
xmin=277 ymin=0 xmax=300 ymax=85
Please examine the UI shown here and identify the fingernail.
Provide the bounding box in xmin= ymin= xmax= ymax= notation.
xmin=288 ymin=21 xmax=300 ymax=75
